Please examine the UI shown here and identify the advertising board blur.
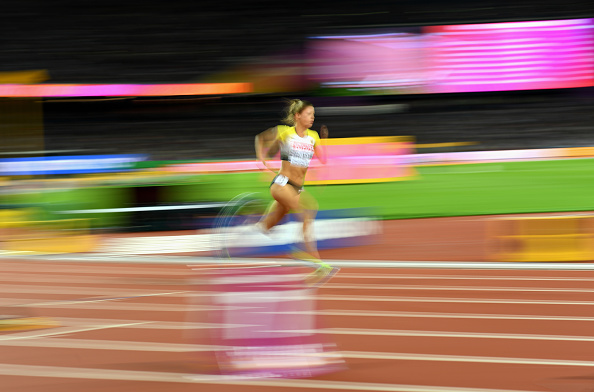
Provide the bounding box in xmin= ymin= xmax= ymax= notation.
xmin=307 ymin=18 xmax=594 ymax=95
xmin=164 ymin=136 xmax=416 ymax=184
xmin=0 ymin=154 xmax=147 ymax=176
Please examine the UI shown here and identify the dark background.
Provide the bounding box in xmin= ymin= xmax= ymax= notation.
xmin=1 ymin=0 xmax=593 ymax=160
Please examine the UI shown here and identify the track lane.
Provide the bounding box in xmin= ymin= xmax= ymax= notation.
xmin=3 ymin=259 xmax=594 ymax=392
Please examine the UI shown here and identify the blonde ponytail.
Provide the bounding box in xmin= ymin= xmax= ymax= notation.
xmin=281 ymin=99 xmax=312 ymax=126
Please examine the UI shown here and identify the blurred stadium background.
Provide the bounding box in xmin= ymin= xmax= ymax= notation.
xmin=0 ymin=0 xmax=593 ymax=255
xmin=0 ymin=0 xmax=592 ymax=159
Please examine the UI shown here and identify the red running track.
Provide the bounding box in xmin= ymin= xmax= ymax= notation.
xmin=2 ymin=257 xmax=594 ymax=392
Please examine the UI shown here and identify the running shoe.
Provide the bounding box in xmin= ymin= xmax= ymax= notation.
xmin=306 ymin=264 xmax=340 ymax=287
xmin=289 ymin=247 xmax=340 ymax=286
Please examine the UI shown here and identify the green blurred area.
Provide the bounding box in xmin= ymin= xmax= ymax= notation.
xmin=3 ymin=158 xmax=594 ymax=229
xmin=205 ymin=159 xmax=594 ymax=219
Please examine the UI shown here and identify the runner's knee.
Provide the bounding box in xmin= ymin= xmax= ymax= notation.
xmin=272 ymin=189 xmax=300 ymax=212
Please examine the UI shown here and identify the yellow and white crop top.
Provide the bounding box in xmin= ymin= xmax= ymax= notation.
xmin=276 ymin=125 xmax=321 ymax=168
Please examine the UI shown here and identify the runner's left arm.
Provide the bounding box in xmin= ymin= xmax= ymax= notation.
xmin=314 ymin=125 xmax=328 ymax=164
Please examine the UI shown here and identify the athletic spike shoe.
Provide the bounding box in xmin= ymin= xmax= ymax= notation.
xmin=288 ymin=246 xmax=339 ymax=286
xmin=306 ymin=264 xmax=340 ymax=287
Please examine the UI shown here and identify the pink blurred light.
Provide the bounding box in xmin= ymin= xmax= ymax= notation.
xmin=0 ymin=83 xmax=253 ymax=97
xmin=308 ymin=18 xmax=594 ymax=94
xmin=165 ymin=138 xmax=416 ymax=184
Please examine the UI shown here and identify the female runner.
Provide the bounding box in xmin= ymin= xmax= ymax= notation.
xmin=254 ymin=99 xmax=338 ymax=284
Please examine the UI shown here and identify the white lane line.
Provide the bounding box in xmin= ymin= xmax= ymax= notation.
xmin=317 ymin=309 xmax=594 ymax=322
xmin=1 ymin=297 xmax=258 ymax=312
xmin=18 ymin=302 xmax=228 ymax=312
xmin=6 ymin=295 xmax=594 ymax=312
xmin=0 ymin=262 xmax=192 ymax=275
xmin=319 ymin=295 xmax=594 ymax=305
xmin=324 ymin=261 xmax=594 ymax=271
xmin=0 ymin=322 xmax=151 ymax=341
xmin=5 ymin=271 xmax=594 ymax=285
xmin=0 ymin=254 xmax=209 ymax=266
xmin=54 ymin=311 xmax=594 ymax=328
xmin=337 ymin=273 xmax=594 ymax=282
xmin=284 ymin=328 xmax=594 ymax=342
xmin=8 ymin=329 xmax=594 ymax=353
xmin=0 ymin=363 xmax=546 ymax=391
xmin=0 ymin=268 xmax=594 ymax=285
xmin=53 ymin=317 xmax=233 ymax=329
xmin=9 ymin=253 xmax=594 ymax=271
xmin=1 ymin=295 xmax=197 ymax=309
xmin=1 ymin=292 xmax=210 ymax=308
xmin=4 ymin=332 xmax=594 ymax=368
xmin=27 ymin=291 xmax=192 ymax=306
xmin=32 ymin=310 xmax=594 ymax=339
xmin=341 ymin=351 xmax=594 ymax=367
xmin=6 ymin=282 xmax=594 ymax=302
xmin=0 ymin=337 xmax=202 ymax=352
xmin=323 ymin=283 xmax=594 ymax=294
xmin=0 ymin=284 xmax=191 ymax=297
xmin=7 ymin=292 xmax=594 ymax=311
xmin=0 ymin=273 xmax=186 ymax=286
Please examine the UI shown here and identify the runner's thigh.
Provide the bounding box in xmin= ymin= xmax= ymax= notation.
xmin=270 ymin=183 xmax=300 ymax=211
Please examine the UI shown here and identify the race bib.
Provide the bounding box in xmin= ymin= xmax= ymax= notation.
xmin=288 ymin=140 xmax=314 ymax=168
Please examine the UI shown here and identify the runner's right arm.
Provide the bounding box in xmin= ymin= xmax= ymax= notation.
xmin=255 ymin=126 xmax=279 ymax=172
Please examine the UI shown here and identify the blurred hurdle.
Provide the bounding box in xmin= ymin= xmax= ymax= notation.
xmin=487 ymin=214 xmax=594 ymax=262
xmin=1 ymin=216 xmax=97 ymax=254
xmin=189 ymin=264 xmax=344 ymax=378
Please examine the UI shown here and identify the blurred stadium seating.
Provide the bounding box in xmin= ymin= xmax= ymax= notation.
xmin=0 ymin=0 xmax=591 ymax=84
xmin=36 ymin=92 xmax=594 ymax=161
xmin=0 ymin=0 xmax=592 ymax=160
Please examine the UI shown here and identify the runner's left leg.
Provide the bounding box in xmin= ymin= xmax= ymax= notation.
xmin=293 ymin=191 xmax=340 ymax=286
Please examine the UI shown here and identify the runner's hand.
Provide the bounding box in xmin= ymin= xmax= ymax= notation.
xmin=260 ymin=161 xmax=275 ymax=173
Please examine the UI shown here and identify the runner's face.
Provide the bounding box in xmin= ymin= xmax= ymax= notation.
xmin=296 ymin=106 xmax=315 ymax=129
